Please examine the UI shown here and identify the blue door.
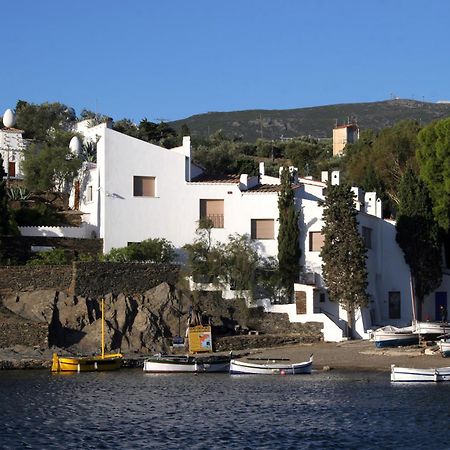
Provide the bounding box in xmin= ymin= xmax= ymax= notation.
xmin=435 ymin=292 xmax=448 ymax=321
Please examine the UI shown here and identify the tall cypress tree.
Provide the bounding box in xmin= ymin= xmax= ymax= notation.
xmin=320 ymin=183 xmax=368 ymax=338
xmin=277 ymin=167 xmax=301 ymax=302
xmin=396 ymin=170 xmax=442 ymax=320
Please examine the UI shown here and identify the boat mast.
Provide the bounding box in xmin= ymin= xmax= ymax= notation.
xmin=410 ymin=273 xmax=417 ymax=324
xmin=101 ymin=298 xmax=105 ymax=359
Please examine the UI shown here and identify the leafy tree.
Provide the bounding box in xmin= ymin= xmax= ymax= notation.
xmin=343 ymin=122 xmax=420 ymax=211
xmin=320 ymin=183 xmax=369 ymax=338
xmin=395 ymin=170 xmax=442 ymax=320
xmin=416 ymin=118 xmax=450 ymax=231
xmin=103 ymin=238 xmax=175 ymax=263
xmin=277 ymin=167 xmax=301 ymax=301
xmin=23 ymin=141 xmax=81 ymax=193
xmin=183 ymin=221 xmax=225 ymax=283
xmin=222 ymin=234 xmax=259 ymax=295
xmin=79 ymin=109 xmax=111 ymax=126
xmin=193 ymin=141 xmax=238 ymax=175
xmin=113 ymin=118 xmax=139 ymax=138
xmin=15 ymin=100 xmax=76 ymax=141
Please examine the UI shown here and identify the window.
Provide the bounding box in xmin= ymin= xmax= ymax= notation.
xmin=8 ymin=162 xmax=15 ymax=178
xmin=362 ymin=226 xmax=372 ymax=249
xmin=200 ymin=199 xmax=224 ymax=228
xmin=295 ymin=291 xmax=307 ymax=314
xmin=251 ymin=219 xmax=274 ymax=240
xmin=389 ymin=291 xmax=401 ymax=319
xmin=86 ymin=186 xmax=93 ymax=202
xmin=309 ymin=231 xmax=324 ymax=252
xmin=134 ymin=176 xmax=155 ymax=197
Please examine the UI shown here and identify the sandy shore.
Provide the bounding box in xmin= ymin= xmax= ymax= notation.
xmin=1 ymin=340 xmax=448 ymax=371
xmin=231 ymin=340 xmax=448 ymax=372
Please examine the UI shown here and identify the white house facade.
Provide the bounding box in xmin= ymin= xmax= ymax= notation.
xmin=70 ymin=123 xmax=449 ymax=342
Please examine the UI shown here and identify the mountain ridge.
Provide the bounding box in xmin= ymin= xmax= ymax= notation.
xmin=169 ymin=99 xmax=450 ymax=142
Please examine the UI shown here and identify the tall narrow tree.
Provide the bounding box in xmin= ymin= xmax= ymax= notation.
xmin=320 ymin=183 xmax=369 ymax=338
xmin=396 ymin=170 xmax=442 ymax=320
xmin=277 ymin=167 xmax=301 ymax=302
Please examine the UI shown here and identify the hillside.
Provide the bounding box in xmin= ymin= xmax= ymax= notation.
xmin=169 ymin=99 xmax=450 ymax=142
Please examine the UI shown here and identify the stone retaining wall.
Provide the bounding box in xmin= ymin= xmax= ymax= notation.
xmin=0 ymin=262 xmax=180 ymax=296
xmin=72 ymin=262 xmax=180 ymax=297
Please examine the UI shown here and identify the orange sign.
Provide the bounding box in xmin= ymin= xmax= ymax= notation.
xmin=188 ymin=325 xmax=212 ymax=353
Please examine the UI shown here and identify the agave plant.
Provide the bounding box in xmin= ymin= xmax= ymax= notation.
xmin=7 ymin=187 xmax=32 ymax=201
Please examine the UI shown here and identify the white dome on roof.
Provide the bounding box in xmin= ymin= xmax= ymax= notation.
xmin=69 ymin=136 xmax=82 ymax=156
xmin=3 ymin=109 xmax=15 ymax=128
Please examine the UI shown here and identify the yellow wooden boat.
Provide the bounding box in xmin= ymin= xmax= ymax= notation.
xmin=51 ymin=298 xmax=123 ymax=372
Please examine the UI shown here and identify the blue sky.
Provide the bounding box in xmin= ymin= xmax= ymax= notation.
xmin=1 ymin=0 xmax=449 ymax=122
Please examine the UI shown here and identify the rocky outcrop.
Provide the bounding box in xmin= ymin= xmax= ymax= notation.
xmin=1 ymin=282 xmax=323 ymax=357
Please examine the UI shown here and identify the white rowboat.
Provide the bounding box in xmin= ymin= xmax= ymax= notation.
xmin=390 ymin=364 xmax=450 ymax=382
xmin=143 ymin=354 xmax=230 ymax=373
xmin=230 ymin=355 xmax=313 ymax=375
xmin=372 ymin=325 xmax=419 ymax=348
xmin=438 ymin=339 xmax=450 ymax=358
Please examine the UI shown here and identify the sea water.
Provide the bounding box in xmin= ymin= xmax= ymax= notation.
xmin=0 ymin=369 xmax=449 ymax=449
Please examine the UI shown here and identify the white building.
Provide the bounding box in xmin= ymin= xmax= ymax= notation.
xmin=0 ymin=126 xmax=26 ymax=181
xmin=68 ymin=123 xmax=450 ymax=341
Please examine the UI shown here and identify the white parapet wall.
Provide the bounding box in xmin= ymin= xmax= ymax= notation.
xmin=255 ymin=300 xmax=344 ymax=342
xmin=19 ymin=223 xmax=94 ymax=239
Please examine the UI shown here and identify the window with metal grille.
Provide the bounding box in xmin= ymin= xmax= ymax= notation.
xmin=199 ymin=199 xmax=224 ymax=228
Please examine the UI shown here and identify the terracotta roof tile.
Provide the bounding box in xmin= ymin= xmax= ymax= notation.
xmin=190 ymin=174 xmax=241 ymax=184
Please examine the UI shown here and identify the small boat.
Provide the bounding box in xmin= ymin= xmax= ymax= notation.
xmin=372 ymin=325 xmax=419 ymax=348
xmin=51 ymin=298 xmax=123 ymax=372
xmin=438 ymin=339 xmax=450 ymax=358
xmin=390 ymin=364 xmax=450 ymax=382
xmin=229 ymin=354 xmax=313 ymax=375
xmin=413 ymin=321 xmax=450 ymax=336
xmin=143 ymin=354 xmax=230 ymax=373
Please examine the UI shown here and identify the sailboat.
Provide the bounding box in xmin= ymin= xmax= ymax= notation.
xmin=51 ymin=298 xmax=123 ymax=372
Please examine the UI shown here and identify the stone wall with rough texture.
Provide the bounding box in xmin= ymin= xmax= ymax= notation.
xmin=0 ymin=266 xmax=73 ymax=293
xmin=72 ymin=262 xmax=180 ymax=297
xmin=0 ymin=236 xmax=103 ymax=264
xmin=0 ymin=262 xmax=181 ymax=296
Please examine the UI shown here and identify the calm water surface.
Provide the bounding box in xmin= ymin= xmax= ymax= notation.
xmin=1 ymin=369 xmax=449 ymax=449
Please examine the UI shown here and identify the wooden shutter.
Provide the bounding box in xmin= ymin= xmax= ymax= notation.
xmin=309 ymin=232 xmax=324 ymax=251
xmin=251 ymin=219 xmax=274 ymax=239
xmin=295 ymin=291 xmax=307 ymax=314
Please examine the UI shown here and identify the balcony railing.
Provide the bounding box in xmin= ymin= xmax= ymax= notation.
xmin=200 ymin=214 xmax=224 ymax=228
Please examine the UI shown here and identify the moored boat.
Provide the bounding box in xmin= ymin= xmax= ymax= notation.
xmin=372 ymin=325 xmax=419 ymax=348
xmin=390 ymin=364 xmax=450 ymax=382
xmin=229 ymin=354 xmax=313 ymax=375
xmin=51 ymin=298 xmax=123 ymax=373
xmin=412 ymin=321 xmax=450 ymax=337
xmin=438 ymin=339 xmax=450 ymax=358
xmin=143 ymin=354 xmax=230 ymax=373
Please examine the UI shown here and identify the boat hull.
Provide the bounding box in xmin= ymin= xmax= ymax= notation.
xmin=438 ymin=340 xmax=450 ymax=358
xmin=391 ymin=364 xmax=450 ymax=382
xmin=52 ymin=353 xmax=123 ymax=372
xmin=230 ymin=356 xmax=313 ymax=375
xmin=413 ymin=321 xmax=450 ymax=336
xmin=374 ymin=334 xmax=419 ymax=348
xmin=143 ymin=355 xmax=230 ymax=373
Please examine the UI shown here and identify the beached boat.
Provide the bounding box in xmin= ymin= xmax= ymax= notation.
xmin=372 ymin=325 xmax=419 ymax=348
xmin=438 ymin=339 xmax=450 ymax=358
xmin=390 ymin=364 xmax=450 ymax=382
xmin=143 ymin=354 xmax=230 ymax=373
xmin=229 ymin=354 xmax=313 ymax=375
xmin=413 ymin=321 xmax=450 ymax=336
xmin=51 ymin=298 xmax=123 ymax=373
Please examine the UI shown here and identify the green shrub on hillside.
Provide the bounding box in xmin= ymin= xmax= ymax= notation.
xmin=103 ymin=238 xmax=175 ymax=263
